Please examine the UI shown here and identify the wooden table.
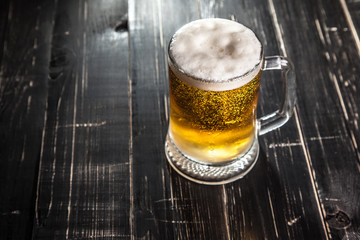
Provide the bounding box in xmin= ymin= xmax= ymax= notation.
xmin=1 ymin=0 xmax=359 ymax=239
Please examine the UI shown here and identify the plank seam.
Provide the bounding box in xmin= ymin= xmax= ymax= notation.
xmin=222 ymin=186 xmax=231 ymax=240
xmin=330 ymin=73 xmax=360 ymax=162
xmin=267 ymin=188 xmax=279 ymax=238
xmin=293 ymin=108 xmax=331 ymax=238
xmin=337 ymin=0 xmax=360 ymax=164
xmin=34 ymin=0 xmax=59 ymax=229
xmin=339 ymin=0 xmax=360 ymax=56
xmin=267 ymin=0 xmax=331 ymax=238
xmin=65 ymin=72 xmax=78 ymax=239
xmin=197 ymin=0 xmax=202 ymax=19
xmin=35 ymin=101 xmax=48 ymax=226
xmin=127 ymin=1 xmax=134 ymax=237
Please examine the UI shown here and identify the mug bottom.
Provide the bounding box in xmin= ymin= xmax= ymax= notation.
xmin=165 ymin=133 xmax=259 ymax=185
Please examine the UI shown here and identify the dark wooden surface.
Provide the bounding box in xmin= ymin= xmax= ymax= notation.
xmin=1 ymin=0 xmax=359 ymax=239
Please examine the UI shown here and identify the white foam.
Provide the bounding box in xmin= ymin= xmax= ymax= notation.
xmin=169 ymin=18 xmax=263 ymax=91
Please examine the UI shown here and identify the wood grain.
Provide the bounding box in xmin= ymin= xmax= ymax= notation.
xmin=34 ymin=0 xmax=130 ymax=238
xmin=0 ymin=0 xmax=55 ymax=239
xmin=128 ymin=0 xmax=238 ymax=239
xmin=267 ymin=0 xmax=360 ymax=238
xmin=128 ymin=0 xmax=204 ymax=238
xmin=128 ymin=0 xmax=331 ymax=238
xmin=200 ymin=0 xmax=329 ymax=239
xmin=344 ymin=0 xmax=360 ymax=56
xmin=0 ymin=0 xmax=359 ymax=239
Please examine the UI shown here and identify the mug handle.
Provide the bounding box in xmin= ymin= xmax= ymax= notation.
xmin=258 ymin=56 xmax=296 ymax=135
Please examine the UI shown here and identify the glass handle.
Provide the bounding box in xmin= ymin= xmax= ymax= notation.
xmin=258 ymin=56 xmax=296 ymax=135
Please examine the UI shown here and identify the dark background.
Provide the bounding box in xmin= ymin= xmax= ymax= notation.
xmin=0 ymin=0 xmax=359 ymax=239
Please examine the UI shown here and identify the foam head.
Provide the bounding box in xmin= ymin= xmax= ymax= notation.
xmin=169 ymin=18 xmax=263 ymax=91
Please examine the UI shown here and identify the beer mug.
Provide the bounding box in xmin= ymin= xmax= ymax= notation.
xmin=164 ymin=18 xmax=296 ymax=184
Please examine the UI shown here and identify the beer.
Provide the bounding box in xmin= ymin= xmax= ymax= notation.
xmin=164 ymin=18 xmax=296 ymax=183
xmin=168 ymin=18 xmax=263 ymax=163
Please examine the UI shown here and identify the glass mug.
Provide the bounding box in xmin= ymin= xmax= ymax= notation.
xmin=164 ymin=18 xmax=296 ymax=185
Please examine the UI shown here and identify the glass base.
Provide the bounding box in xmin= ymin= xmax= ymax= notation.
xmin=165 ymin=133 xmax=259 ymax=185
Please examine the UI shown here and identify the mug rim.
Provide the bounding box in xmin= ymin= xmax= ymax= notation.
xmin=168 ymin=18 xmax=264 ymax=91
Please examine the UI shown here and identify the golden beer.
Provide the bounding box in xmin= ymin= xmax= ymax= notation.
xmin=167 ymin=18 xmax=264 ymax=164
xmin=165 ymin=18 xmax=295 ymax=184
xmin=169 ymin=67 xmax=261 ymax=163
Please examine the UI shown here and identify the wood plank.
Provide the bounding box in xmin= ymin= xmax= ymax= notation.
xmin=267 ymin=0 xmax=360 ymax=238
xmin=0 ymin=0 xmax=55 ymax=239
xmin=129 ymin=0 xmax=330 ymax=239
xmin=344 ymin=0 xmax=360 ymax=55
xmin=1 ymin=0 xmax=356 ymax=239
xmin=129 ymin=0 xmax=235 ymax=239
xmin=128 ymin=1 xmax=200 ymax=238
xmin=34 ymin=0 xmax=130 ymax=238
xmin=199 ymin=0 xmax=330 ymax=239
